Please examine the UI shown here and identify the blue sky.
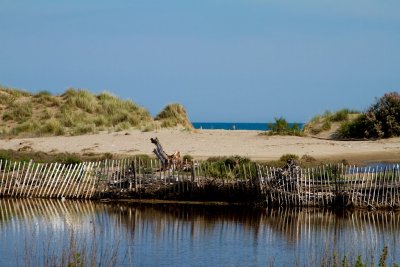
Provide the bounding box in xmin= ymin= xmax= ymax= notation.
xmin=1 ymin=0 xmax=399 ymax=122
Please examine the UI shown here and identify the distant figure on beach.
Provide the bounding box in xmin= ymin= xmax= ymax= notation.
xmin=232 ymin=124 xmax=236 ymax=130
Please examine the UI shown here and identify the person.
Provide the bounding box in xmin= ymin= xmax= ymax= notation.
xmin=232 ymin=124 xmax=236 ymax=130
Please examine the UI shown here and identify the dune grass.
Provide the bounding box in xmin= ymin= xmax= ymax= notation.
xmin=304 ymin=109 xmax=361 ymax=136
xmin=1 ymin=86 xmax=188 ymax=138
xmin=155 ymin=103 xmax=193 ymax=129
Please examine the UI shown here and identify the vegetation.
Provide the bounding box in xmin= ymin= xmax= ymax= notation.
xmin=203 ymin=155 xmax=255 ymax=180
xmin=155 ymin=103 xmax=193 ymax=129
xmin=338 ymin=92 xmax=400 ymax=139
xmin=0 ymin=149 xmax=118 ymax=163
xmin=0 ymin=86 xmax=193 ymax=138
xmin=279 ymin=153 xmax=299 ymax=162
xmin=265 ymin=117 xmax=303 ymax=136
xmin=304 ymin=109 xmax=360 ymax=136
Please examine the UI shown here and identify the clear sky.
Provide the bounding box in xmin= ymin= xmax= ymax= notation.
xmin=1 ymin=0 xmax=399 ymax=122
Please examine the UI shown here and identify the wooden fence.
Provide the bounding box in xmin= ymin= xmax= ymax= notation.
xmin=0 ymin=158 xmax=399 ymax=209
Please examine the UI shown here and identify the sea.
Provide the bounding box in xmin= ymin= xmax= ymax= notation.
xmin=192 ymin=122 xmax=304 ymax=131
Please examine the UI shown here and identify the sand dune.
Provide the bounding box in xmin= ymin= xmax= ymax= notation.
xmin=1 ymin=129 xmax=399 ymax=162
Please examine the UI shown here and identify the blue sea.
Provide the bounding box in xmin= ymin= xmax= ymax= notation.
xmin=192 ymin=122 xmax=304 ymax=131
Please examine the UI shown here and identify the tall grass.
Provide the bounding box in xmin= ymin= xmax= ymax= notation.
xmin=0 ymin=87 xmax=161 ymax=137
xmin=2 ymin=101 xmax=32 ymax=122
xmin=304 ymin=109 xmax=360 ymax=135
xmin=155 ymin=103 xmax=193 ymax=129
xmin=64 ymin=88 xmax=100 ymax=113
xmin=37 ymin=118 xmax=65 ymax=136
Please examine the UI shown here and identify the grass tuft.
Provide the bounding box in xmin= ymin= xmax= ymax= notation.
xmin=0 ymin=85 xmax=189 ymax=138
xmin=155 ymin=103 xmax=193 ymax=129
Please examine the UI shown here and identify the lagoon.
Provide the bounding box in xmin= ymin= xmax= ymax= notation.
xmin=0 ymin=199 xmax=399 ymax=266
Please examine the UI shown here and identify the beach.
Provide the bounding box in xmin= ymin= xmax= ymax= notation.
xmin=0 ymin=129 xmax=399 ymax=163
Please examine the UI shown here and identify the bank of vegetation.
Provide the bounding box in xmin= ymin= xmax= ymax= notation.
xmin=264 ymin=117 xmax=303 ymax=136
xmin=304 ymin=92 xmax=400 ymax=140
xmin=338 ymin=92 xmax=400 ymax=139
xmin=0 ymin=85 xmax=192 ymax=138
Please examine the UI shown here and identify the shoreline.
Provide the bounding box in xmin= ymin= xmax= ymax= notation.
xmin=0 ymin=129 xmax=399 ymax=164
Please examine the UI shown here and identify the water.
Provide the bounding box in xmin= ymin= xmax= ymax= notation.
xmin=192 ymin=122 xmax=304 ymax=131
xmin=0 ymin=199 xmax=399 ymax=266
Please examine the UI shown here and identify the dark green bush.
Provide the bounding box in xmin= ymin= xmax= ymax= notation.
xmin=339 ymin=92 xmax=400 ymax=139
xmin=205 ymin=156 xmax=254 ymax=180
xmin=267 ymin=117 xmax=303 ymax=136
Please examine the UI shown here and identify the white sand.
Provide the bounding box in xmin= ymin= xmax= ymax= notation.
xmin=1 ymin=129 xmax=399 ymax=162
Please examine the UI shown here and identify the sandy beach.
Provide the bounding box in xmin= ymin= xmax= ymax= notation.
xmin=0 ymin=129 xmax=399 ymax=163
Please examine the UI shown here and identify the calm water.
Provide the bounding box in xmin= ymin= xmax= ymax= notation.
xmin=0 ymin=199 xmax=399 ymax=266
xmin=192 ymin=122 xmax=304 ymax=131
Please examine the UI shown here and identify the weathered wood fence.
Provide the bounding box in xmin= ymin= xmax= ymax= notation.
xmin=0 ymin=158 xmax=399 ymax=209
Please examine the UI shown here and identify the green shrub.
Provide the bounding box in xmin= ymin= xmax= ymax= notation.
xmin=204 ymin=156 xmax=253 ymax=179
xmin=267 ymin=117 xmax=303 ymax=136
xmin=339 ymin=92 xmax=400 ymax=139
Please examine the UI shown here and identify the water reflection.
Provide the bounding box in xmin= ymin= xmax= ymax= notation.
xmin=0 ymin=199 xmax=399 ymax=266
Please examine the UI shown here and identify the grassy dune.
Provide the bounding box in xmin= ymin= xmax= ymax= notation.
xmin=303 ymin=109 xmax=361 ymax=138
xmin=0 ymin=86 xmax=192 ymax=138
xmin=304 ymin=92 xmax=400 ymax=140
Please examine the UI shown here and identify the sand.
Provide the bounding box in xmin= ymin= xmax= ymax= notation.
xmin=0 ymin=129 xmax=399 ymax=163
